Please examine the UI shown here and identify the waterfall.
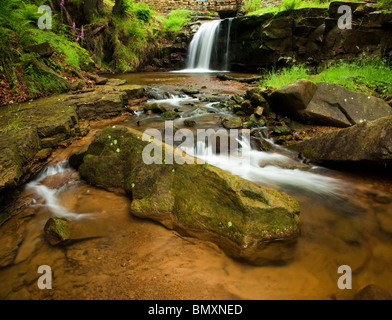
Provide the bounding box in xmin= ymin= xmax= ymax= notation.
xmin=224 ymin=18 xmax=233 ymax=71
xmin=186 ymin=20 xmax=222 ymax=71
xmin=26 ymin=162 xmax=92 ymax=220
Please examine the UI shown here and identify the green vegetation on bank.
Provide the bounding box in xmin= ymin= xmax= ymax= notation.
xmin=0 ymin=0 xmax=95 ymax=104
xmin=260 ymin=57 xmax=392 ymax=96
xmin=243 ymin=0 xmax=392 ymax=15
xmin=243 ymin=0 xmax=331 ymax=16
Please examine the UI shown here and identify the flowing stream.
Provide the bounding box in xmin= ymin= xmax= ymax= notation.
xmin=1 ymin=72 xmax=392 ymax=300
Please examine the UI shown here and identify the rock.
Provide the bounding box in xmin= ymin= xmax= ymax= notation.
xmin=120 ymin=84 xmax=144 ymax=99
xmin=44 ymin=217 xmax=71 ymax=246
xmin=78 ymin=126 xmax=301 ymax=265
xmin=240 ymin=100 xmax=254 ymax=116
xmin=184 ymin=119 xmax=196 ymax=127
xmin=289 ymin=116 xmax=392 ymax=165
xmin=355 ymin=284 xmax=392 ymax=300
xmin=144 ymin=103 xmax=166 ymax=114
xmin=268 ymin=79 xmax=318 ymax=116
xmin=95 ymin=77 xmax=108 ymax=85
xmin=161 ymin=111 xmax=180 ymax=120
xmin=269 ymin=81 xmax=392 ymax=127
xmin=69 ymin=151 xmax=87 ymax=170
xmin=231 ymin=94 xmax=244 ymax=105
xmin=376 ymin=210 xmax=392 ymax=235
xmin=250 ymin=93 xmax=270 ymax=114
xmin=222 ymin=117 xmax=243 ymax=129
xmin=182 ymin=88 xmax=200 ymax=95
xmin=273 ymin=122 xmax=292 ymax=135
xmin=199 ymin=95 xmax=227 ymax=103
xmin=69 ymin=89 xmax=128 ymax=119
xmin=254 ymin=106 xmax=264 ymax=117
xmin=303 ymin=82 xmax=392 ymax=127
xmin=249 ymin=114 xmax=266 ymax=127
xmin=25 ymin=41 xmax=54 ymax=58
xmin=70 ymin=80 xmax=84 ymax=91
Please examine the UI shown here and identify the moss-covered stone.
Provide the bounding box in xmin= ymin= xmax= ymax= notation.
xmin=144 ymin=103 xmax=167 ymax=114
xmin=78 ymin=126 xmax=301 ymax=264
xmin=44 ymin=217 xmax=71 ymax=246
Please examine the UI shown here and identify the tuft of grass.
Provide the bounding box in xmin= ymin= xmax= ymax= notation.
xmin=244 ymin=0 xmax=331 ymax=16
xmin=162 ymin=9 xmax=192 ymax=39
xmin=260 ymin=56 xmax=392 ymax=95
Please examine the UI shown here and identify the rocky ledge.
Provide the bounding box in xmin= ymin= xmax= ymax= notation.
xmin=0 ymin=78 xmax=144 ymax=219
xmin=75 ymin=126 xmax=301 ymax=265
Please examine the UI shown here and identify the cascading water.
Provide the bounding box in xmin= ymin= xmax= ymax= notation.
xmin=26 ymin=162 xmax=92 ymax=220
xmin=180 ymin=134 xmax=345 ymax=197
xmin=183 ymin=18 xmax=232 ymax=72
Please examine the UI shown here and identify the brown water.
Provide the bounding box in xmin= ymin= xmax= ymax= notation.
xmin=1 ymin=72 xmax=392 ymax=300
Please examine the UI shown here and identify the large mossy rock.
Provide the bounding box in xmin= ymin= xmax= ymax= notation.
xmin=268 ymin=80 xmax=392 ymax=127
xmin=289 ymin=116 xmax=392 ymax=165
xmin=78 ymin=126 xmax=301 ymax=264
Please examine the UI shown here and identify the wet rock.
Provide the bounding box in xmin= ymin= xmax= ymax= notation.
xmin=254 ymin=106 xmax=264 ymax=117
xmin=44 ymin=217 xmax=71 ymax=246
xmin=240 ymin=100 xmax=254 ymax=116
xmin=268 ymin=79 xmax=318 ymax=115
xmin=249 ymin=114 xmax=266 ymax=127
xmin=273 ymin=122 xmax=292 ymax=135
xmin=250 ymin=93 xmax=270 ymax=114
xmin=78 ymin=126 xmax=301 ymax=265
xmin=144 ymin=103 xmax=167 ymax=114
xmin=376 ymin=209 xmax=392 ymax=235
xmin=231 ymin=94 xmax=244 ymax=105
xmin=69 ymin=151 xmax=87 ymax=170
xmin=161 ymin=111 xmax=180 ymax=120
xmin=120 ymin=84 xmax=144 ymax=99
xmin=183 ymin=119 xmax=196 ymax=127
xmin=182 ymin=88 xmax=200 ymax=95
xmin=355 ymin=284 xmax=392 ymax=300
xmin=222 ymin=117 xmax=243 ymax=129
xmin=289 ymin=116 xmax=392 ymax=165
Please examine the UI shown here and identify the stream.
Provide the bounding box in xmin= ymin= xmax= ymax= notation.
xmin=1 ymin=72 xmax=392 ymax=300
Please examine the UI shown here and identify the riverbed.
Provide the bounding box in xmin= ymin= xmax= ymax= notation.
xmin=1 ymin=72 xmax=392 ymax=300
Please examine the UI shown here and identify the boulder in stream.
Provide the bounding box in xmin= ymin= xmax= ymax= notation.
xmin=289 ymin=116 xmax=392 ymax=165
xmin=44 ymin=217 xmax=71 ymax=246
xmin=77 ymin=126 xmax=301 ymax=265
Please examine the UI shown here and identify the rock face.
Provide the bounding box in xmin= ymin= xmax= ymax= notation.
xmin=226 ymin=4 xmax=392 ymax=71
xmin=0 ymin=79 xmax=144 ymax=211
xmin=268 ymin=80 xmax=392 ymax=127
xmin=44 ymin=217 xmax=71 ymax=246
xmin=289 ymin=116 xmax=392 ymax=165
xmin=77 ymin=126 xmax=301 ymax=264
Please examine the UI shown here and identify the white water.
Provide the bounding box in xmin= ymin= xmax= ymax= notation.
xmin=181 ymin=135 xmax=345 ymax=197
xmin=186 ymin=20 xmax=222 ymax=71
xmin=26 ymin=162 xmax=92 ymax=220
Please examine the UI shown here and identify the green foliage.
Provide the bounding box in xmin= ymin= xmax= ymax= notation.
xmin=244 ymin=0 xmax=331 ymax=15
xmin=260 ymin=56 xmax=392 ymax=95
xmin=377 ymin=0 xmax=392 ymax=10
xmin=162 ymin=9 xmax=192 ymax=39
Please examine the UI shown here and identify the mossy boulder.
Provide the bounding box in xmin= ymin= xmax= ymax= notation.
xmin=161 ymin=111 xmax=180 ymax=120
xmin=78 ymin=126 xmax=301 ymax=264
xmin=182 ymin=88 xmax=200 ymax=95
xmin=144 ymin=103 xmax=167 ymax=114
xmin=44 ymin=217 xmax=71 ymax=246
xmin=289 ymin=116 xmax=392 ymax=165
xmin=222 ymin=117 xmax=243 ymax=129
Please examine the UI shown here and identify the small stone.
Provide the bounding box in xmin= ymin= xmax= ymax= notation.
xmin=44 ymin=217 xmax=71 ymax=246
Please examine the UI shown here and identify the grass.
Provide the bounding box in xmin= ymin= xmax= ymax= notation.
xmin=243 ymin=0 xmax=332 ymax=15
xmin=161 ymin=9 xmax=192 ymax=39
xmin=260 ymin=56 xmax=392 ymax=96
xmin=377 ymin=0 xmax=392 ymax=10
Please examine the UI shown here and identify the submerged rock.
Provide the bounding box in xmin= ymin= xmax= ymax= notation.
xmin=77 ymin=126 xmax=301 ymax=265
xmin=161 ymin=111 xmax=180 ymax=120
xmin=44 ymin=217 xmax=71 ymax=246
xmin=355 ymin=284 xmax=392 ymax=300
xmin=289 ymin=116 xmax=392 ymax=165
